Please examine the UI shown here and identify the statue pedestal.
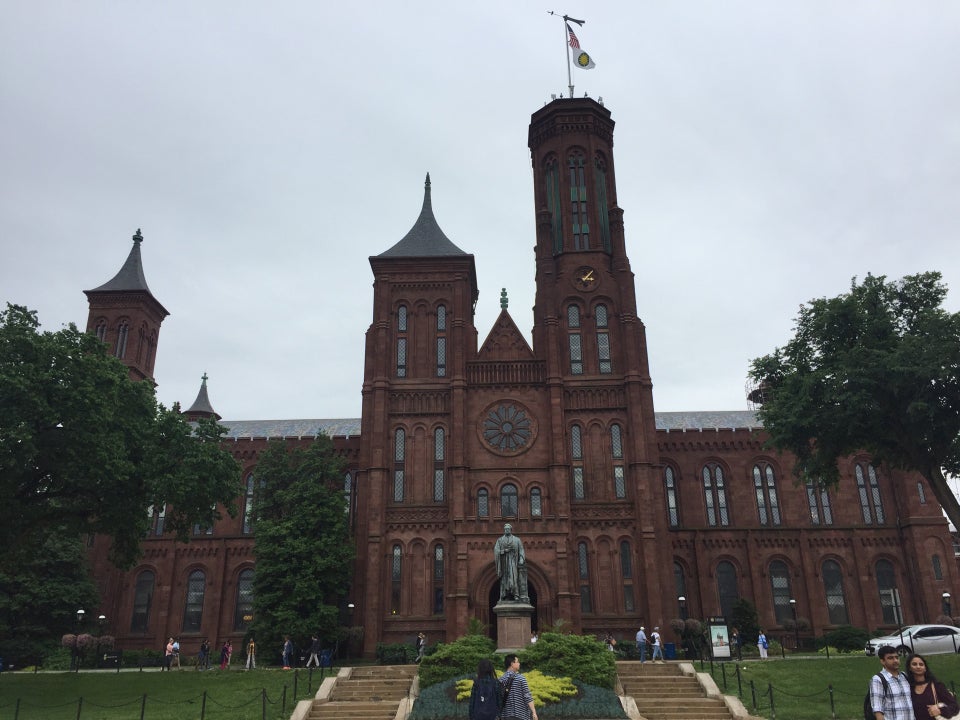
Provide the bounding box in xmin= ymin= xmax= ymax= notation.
xmin=493 ymin=601 xmax=533 ymax=653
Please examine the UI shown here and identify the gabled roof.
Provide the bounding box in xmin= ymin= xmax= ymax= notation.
xmin=86 ymin=229 xmax=154 ymax=294
xmin=478 ymin=307 xmax=535 ymax=361
xmin=377 ymin=174 xmax=469 ymax=258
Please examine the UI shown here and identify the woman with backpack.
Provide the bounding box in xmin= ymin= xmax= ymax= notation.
xmin=468 ymin=658 xmax=501 ymax=720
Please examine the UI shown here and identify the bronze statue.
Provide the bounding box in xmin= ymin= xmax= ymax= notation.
xmin=494 ymin=524 xmax=529 ymax=602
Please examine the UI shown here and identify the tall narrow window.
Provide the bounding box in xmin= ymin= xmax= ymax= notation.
xmin=182 ymin=569 xmax=205 ymax=633
xmin=130 ymin=570 xmax=155 ymax=633
xmin=856 ymin=463 xmax=885 ymax=524
xmin=95 ymin=319 xmax=107 ymax=342
xmin=578 ymin=541 xmax=592 ymax=613
xmin=674 ymin=562 xmax=687 ymax=604
xmin=596 ymin=304 xmax=612 ymax=374
xmin=611 ymin=423 xmax=626 ymax=498
xmin=396 ymin=305 xmax=408 ymax=377
xmin=620 ymin=540 xmax=635 ymax=612
xmin=433 ymin=428 xmax=445 ymax=502
xmin=716 ymin=561 xmax=739 ymax=621
xmin=805 ymin=480 xmax=833 ymax=525
xmin=477 ymin=488 xmax=489 ymax=517
xmin=665 ymin=466 xmax=680 ymax=528
xmin=530 ymin=488 xmax=542 ymax=517
xmin=393 ymin=428 xmax=405 ymax=502
xmin=754 ymin=463 xmax=782 ymax=526
xmin=544 ymin=157 xmax=564 ymax=253
xmin=571 ymin=424 xmax=585 ymax=499
xmin=147 ymin=504 xmax=166 ymax=536
xmin=594 ymin=155 xmax=612 ymax=252
xmin=115 ymin=321 xmax=129 ymax=359
xmin=234 ymin=569 xmax=254 ymax=631
xmin=436 ymin=305 xmax=447 ymax=377
xmin=242 ymin=474 xmax=256 ymax=535
xmin=918 ymin=482 xmax=927 ymax=504
xmin=933 ymin=554 xmax=943 ymax=580
xmin=876 ymin=559 xmax=901 ymax=625
xmin=391 ymin=545 xmax=402 ymax=615
xmin=501 ymin=484 xmax=518 ymax=518
xmin=344 ymin=471 xmax=353 ymax=517
xmin=568 ymin=151 xmax=589 ymax=250
xmin=703 ymin=464 xmax=730 ymax=527
xmin=433 ymin=545 xmax=444 ymax=614
xmin=822 ymin=560 xmax=849 ymax=624
xmin=769 ymin=560 xmax=793 ymax=625
xmin=567 ymin=304 xmax=583 ymax=375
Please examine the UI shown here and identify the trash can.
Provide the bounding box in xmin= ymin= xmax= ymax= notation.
xmin=664 ymin=642 xmax=676 ymax=660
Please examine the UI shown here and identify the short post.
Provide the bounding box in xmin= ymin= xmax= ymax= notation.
xmin=735 ymin=663 xmax=743 ymax=697
xmin=261 ymin=689 xmax=267 ymax=720
xmin=200 ymin=691 xmax=207 ymax=720
xmin=768 ymin=683 xmax=775 ymax=719
xmin=721 ymin=662 xmax=727 ymax=690
xmin=828 ymin=684 xmax=836 ymax=720
xmin=293 ymin=669 xmax=299 ymax=699
xmin=15 ymin=698 xmax=21 ymax=720
xmin=825 ymin=642 xmax=830 ymax=659
xmin=750 ymin=680 xmax=757 ymax=710
xmin=140 ymin=694 xmax=147 ymax=720
xmin=75 ymin=697 xmax=83 ymax=720
xmin=282 ymin=684 xmax=288 ymax=713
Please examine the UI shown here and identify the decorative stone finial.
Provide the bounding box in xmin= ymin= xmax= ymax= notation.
xmin=425 ymin=172 xmax=431 ymax=188
xmin=133 ymin=228 xmax=143 ymax=244
xmin=500 ymin=288 xmax=508 ymax=310
xmin=201 ymin=372 xmax=208 ymax=384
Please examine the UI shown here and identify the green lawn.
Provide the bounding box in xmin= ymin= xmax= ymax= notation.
xmin=0 ymin=667 xmax=331 ymax=720
xmin=704 ymin=653 xmax=960 ymax=720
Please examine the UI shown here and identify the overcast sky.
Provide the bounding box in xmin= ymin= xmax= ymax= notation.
xmin=2 ymin=1 xmax=959 ymax=423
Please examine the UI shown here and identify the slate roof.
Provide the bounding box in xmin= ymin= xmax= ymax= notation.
xmin=217 ymin=411 xmax=759 ymax=440
xmin=184 ymin=375 xmax=219 ymax=417
xmin=86 ymin=229 xmax=154 ymax=294
xmin=377 ymin=174 xmax=469 ymax=258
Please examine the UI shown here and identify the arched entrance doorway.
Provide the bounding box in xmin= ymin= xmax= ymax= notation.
xmin=488 ymin=581 xmax=538 ymax=644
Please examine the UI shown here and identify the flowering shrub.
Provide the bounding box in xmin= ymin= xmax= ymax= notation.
xmin=76 ymin=633 xmax=95 ymax=650
xmin=61 ymin=634 xmax=77 ymax=648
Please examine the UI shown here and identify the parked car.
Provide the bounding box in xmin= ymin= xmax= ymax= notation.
xmin=865 ymin=624 xmax=960 ymax=656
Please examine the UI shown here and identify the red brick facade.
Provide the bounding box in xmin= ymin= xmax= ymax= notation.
xmin=86 ymin=99 xmax=958 ymax=657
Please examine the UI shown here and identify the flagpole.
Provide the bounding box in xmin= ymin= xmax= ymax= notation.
xmin=563 ymin=19 xmax=573 ymax=98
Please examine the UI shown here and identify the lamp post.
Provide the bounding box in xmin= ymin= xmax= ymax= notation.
xmin=943 ymin=593 xmax=952 ymax=618
xmin=678 ymin=596 xmax=687 ymax=621
xmin=74 ymin=609 xmax=85 ymax=671
xmin=789 ymin=598 xmax=798 ymax=652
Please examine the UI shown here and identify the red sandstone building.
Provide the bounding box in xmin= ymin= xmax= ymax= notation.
xmin=85 ymin=98 xmax=958 ymax=657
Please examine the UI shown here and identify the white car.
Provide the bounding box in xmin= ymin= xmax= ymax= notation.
xmin=865 ymin=624 xmax=960 ymax=656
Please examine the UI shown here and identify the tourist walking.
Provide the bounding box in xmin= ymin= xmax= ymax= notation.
xmin=500 ymin=654 xmax=538 ymax=720
xmin=635 ymin=626 xmax=647 ymax=663
xmin=245 ymin=636 xmax=256 ymax=669
xmin=651 ymin=627 xmax=664 ymax=663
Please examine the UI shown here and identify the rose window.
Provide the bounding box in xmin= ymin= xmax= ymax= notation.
xmin=482 ymin=404 xmax=532 ymax=452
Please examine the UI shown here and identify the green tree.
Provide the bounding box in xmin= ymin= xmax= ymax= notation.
xmin=0 ymin=530 xmax=99 ymax=664
xmin=0 ymin=304 xmax=241 ymax=569
xmin=749 ymin=273 xmax=960 ymax=528
xmin=250 ymin=437 xmax=355 ymax=663
xmin=731 ymin=598 xmax=760 ymax=644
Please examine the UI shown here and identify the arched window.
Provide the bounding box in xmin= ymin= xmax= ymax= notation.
xmin=393 ymin=428 xmax=405 ymax=502
xmin=876 ymin=559 xmax=901 ymax=625
xmin=571 ymin=424 xmax=585 ymax=499
xmin=433 ymin=428 xmax=445 ymax=502
xmin=856 ymin=462 xmax=885 ymax=524
xmin=501 ymin=484 xmax=518 ymax=518
xmin=436 ymin=305 xmax=446 ymax=377
xmin=94 ymin=318 xmax=107 ymax=342
xmin=147 ymin=504 xmax=166 ymax=536
xmin=933 ymin=554 xmax=943 ymax=581
xmin=611 ymin=423 xmax=625 ymax=498
xmin=530 ymin=488 xmax=542 ymax=517
xmin=115 ymin=321 xmax=129 ymax=359
xmin=822 ymin=560 xmax=849 ymax=625
xmin=477 ymin=488 xmax=489 ymax=517
xmin=568 ymin=150 xmax=589 ymax=249
xmin=674 ymin=561 xmax=687 ymax=604
xmin=594 ymin=154 xmax=612 ymax=251
xmin=182 ymin=569 xmax=205 ymax=633
xmin=703 ymin=464 xmax=730 ymax=527
xmin=806 ymin=479 xmax=833 ymax=525
xmin=241 ymin=474 xmax=256 ymax=534
xmin=665 ymin=466 xmax=680 ymax=528
xmin=344 ymin=471 xmax=353 ymax=517
xmin=391 ymin=544 xmax=402 ymax=615
xmin=596 ymin=304 xmax=612 ymax=374
xmin=130 ymin=570 xmax=154 ymax=633
xmin=567 ymin=304 xmax=583 ymax=375
xmin=396 ymin=305 xmax=408 ymax=377
xmin=754 ymin=463 xmax=782 ymax=526
xmin=234 ymin=569 xmax=254 ymax=631
xmin=769 ymin=560 xmax=793 ymax=624
xmin=620 ymin=540 xmax=635 ymax=612
xmin=578 ymin=541 xmax=592 ymax=613
xmin=433 ymin=545 xmax=444 ymax=615
xmin=716 ymin=561 xmax=739 ymax=621
xmin=544 ymin=156 xmax=564 ymax=253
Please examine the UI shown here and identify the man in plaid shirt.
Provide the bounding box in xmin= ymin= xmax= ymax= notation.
xmin=869 ymin=645 xmax=912 ymax=720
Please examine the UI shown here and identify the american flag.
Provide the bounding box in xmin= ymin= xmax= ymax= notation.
xmin=566 ymin=24 xmax=581 ymax=49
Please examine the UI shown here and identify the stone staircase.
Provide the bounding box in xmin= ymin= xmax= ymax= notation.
xmin=303 ymin=665 xmax=417 ymax=720
xmin=617 ymin=661 xmax=737 ymax=720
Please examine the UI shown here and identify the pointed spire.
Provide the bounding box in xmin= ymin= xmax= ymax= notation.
xmin=377 ymin=174 xmax=469 ymax=257
xmin=86 ymin=228 xmax=154 ymax=293
xmin=183 ymin=372 xmax=221 ymax=421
